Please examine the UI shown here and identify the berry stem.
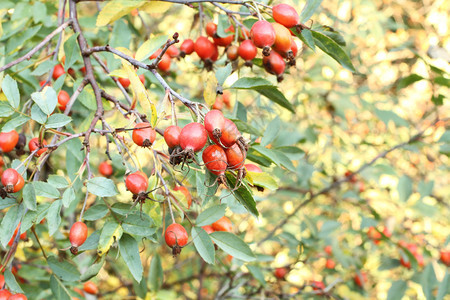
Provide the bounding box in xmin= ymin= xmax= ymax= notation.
xmin=154 ymin=150 xmax=176 ymax=224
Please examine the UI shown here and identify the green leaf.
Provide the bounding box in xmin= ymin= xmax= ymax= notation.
xmin=255 ymin=87 xmax=295 ymax=113
xmin=436 ymin=270 xmax=449 ymax=300
xmin=22 ymin=184 xmax=37 ymax=211
xmin=252 ymin=145 xmax=296 ymax=172
xmin=397 ymin=175 xmax=413 ymax=202
xmin=80 ymin=256 xmax=106 ymax=281
xmin=217 ymin=14 xmax=232 ymax=37
xmin=97 ymin=220 xmax=123 ymax=256
xmin=318 ymin=220 xmax=341 ymax=238
xmin=47 ymin=200 xmax=62 ymax=236
xmin=215 ymin=64 xmax=232 ymax=86
xmin=397 ymin=74 xmax=424 ymax=90
xmin=247 ymin=265 xmax=266 ymax=286
xmin=87 ymin=177 xmax=118 ymax=197
xmin=191 ymin=227 xmax=215 ymax=264
xmin=118 ymin=233 xmax=143 ymax=282
xmin=230 ymin=119 xmax=262 ymax=136
xmin=47 ymin=175 xmax=69 ymax=189
xmin=62 ymin=187 xmax=76 ymax=208
xmin=48 ymin=256 xmax=81 ymax=282
xmin=148 ymin=254 xmax=163 ymax=292
xmin=299 ymin=0 xmax=324 ymax=22
xmin=261 ymin=117 xmax=281 ymax=147
xmin=4 ymin=269 xmax=24 ymax=293
xmin=375 ymin=108 xmax=409 ymax=127
xmin=78 ymin=86 xmax=97 ymax=111
xmin=0 ymin=204 xmax=22 ymax=247
xmin=33 ymin=181 xmax=60 ymax=198
xmin=311 ymin=30 xmax=356 ymax=72
xmin=50 ymin=275 xmax=71 ymax=300
xmin=78 ymin=230 xmax=100 ymax=252
xmin=46 ymin=114 xmax=72 ymax=128
xmin=196 ymin=204 xmax=226 ymax=226
xmin=1 ymin=115 xmax=30 ymax=132
xmin=31 ymin=86 xmax=57 ymax=115
xmin=246 ymin=172 xmax=278 ymax=190
xmin=135 ymin=35 xmax=168 ymax=61
xmin=225 ymin=173 xmax=258 ymax=217
xmin=63 ymin=33 xmax=81 ymax=71
xmin=0 ymin=102 xmax=14 ymax=117
xmin=432 ymin=94 xmax=444 ymax=106
xmin=300 ymin=29 xmax=315 ymax=50
xmin=387 ymin=281 xmax=407 ymax=300
xmin=31 ymin=104 xmax=48 ymax=124
xmin=122 ymin=213 xmax=156 ymax=236
xmin=1 ymin=74 xmax=20 ymax=108
xmin=210 ymin=231 xmax=255 ymax=262
xmin=84 ymin=204 xmax=109 ymax=221
xmin=230 ymin=77 xmax=273 ymax=89
xmin=0 ymin=197 xmax=16 ymax=210
xmin=421 ymin=264 xmax=438 ymax=300
xmin=434 ymin=76 xmax=450 ymax=88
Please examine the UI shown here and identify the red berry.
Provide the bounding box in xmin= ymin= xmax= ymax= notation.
xmin=202 ymin=145 xmax=227 ymax=176
xmin=139 ymin=74 xmax=145 ymax=85
xmin=12 ymin=174 xmax=24 ymax=193
xmin=98 ymin=161 xmax=113 ymax=177
xmin=238 ymin=27 xmax=250 ymax=41
xmin=201 ymin=225 xmax=214 ymax=234
xmin=57 ymin=90 xmax=70 ymax=111
xmin=220 ymin=119 xmax=241 ymax=148
xmin=416 ymin=253 xmax=424 ymax=267
xmin=354 ymin=272 xmax=367 ymax=287
xmin=226 ymin=45 xmax=239 ymax=61
xmin=69 ymin=222 xmax=88 ymax=248
xmin=213 ymin=25 xmax=235 ymax=47
xmin=206 ymin=22 xmax=217 ymax=37
xmin=179 ymin=123 xmax=208 ymax=152
xmin=238 ymin=40 xmax=257 ymax=62
xmin=125 ymin=172 xmax=148 ymax=195
xmin=250 ymin=20 xmax=276 ymax=55
xmin=290 ymin=40 xmax=298 ymax=57
xmin=83 ymin=281 xmax=98 ymax=295
xmin=52 ymin=64 xmax=65 ymax=80
xmin=166 ymin=45 xmax=180 ymax=58
xmin=0 ymin=274 xmax=4 ymax=288
xmin=165 ymin=223 xmax=188 ymax=248
xmin=400 ymin=256 xmax=411 ymax=269
xmin=0 ymin=130 xmax=19 ymax=153
xmin=263 ymin=51 xmax=286 ymax=77
xmin=272 ymin=23 xmax=293 ymax=55
xmin=39 ymin=80 xmax=51 ymax=88
xmin=211 ymin=216 xmax=232 ymax=232
xmin=0 ymin=290 xmax=12 ymax=299
xmin=221 ymin=90 xmax=231 ymax=108
xmin=325 ymin=258 xmax=335 ymax=269
xmin=367 ymin=227 xmax=382 ymax=244
xmin=225 ymin=144 xmax=245 ymax=170
xmin=173 ymin=186 xmax=192 ymax=209
xmin=212 ymin=96 xmax=224 ymax=110
xmin=1 ymin=168 xmax=19 ymax=193
xmin=8 ymin=293 xmax=27 ymax=300
xmin=132 ymin=122 xmax=156 ymax=147
xmin=272 ymin=4 xmax=299 ymax=28
xmin=210 ymin=44 xmax=219 ymax=62
xmin=324 ymin=245 xmax=332 ymax=255
xmin=150 ymin=50 xmax=171 ymax=72
xmin=118 ymin=77 xmax=131 ymax=88
xmin=204 ymin=109 xmax=225 ymax=140
xmin=164 ymin=125 xmax=182 ymax=148
xmin=28 ymin=137 xmax=48 ymax=157
xmin=8 ymin=224 xmax=26 ymax=247
xmin=194 ymin=37 xmax=216 ymax=60
xmin=311 ymin=281 xmax=325 ymax=295
xmin=180 ymin=39 xmax=195 ymax=56
xmin=440 ymin=250 xmax=450 ymax=266
xmin=244 ymin=164 xmax=262 ymax=173
xmin=274 ymin=267 xmax=289 ymax=279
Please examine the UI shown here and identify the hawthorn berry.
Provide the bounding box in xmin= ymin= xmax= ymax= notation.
xmin=8 ymin=293 xmax=27 ymax=300
xmin=166 ymin=45 xmax=180 ymax=58
xmin=57 ymin=90 xmax=70 ymax=111
xmin=324 ymin=245 xmax=332 ymax=255
xmin=220 ymin=118 xmax=241 ymax=148
xmin=8 ymin=224 xmax=26 ymax=247
xmin=206 ymin=22 xmax=217 ymax=37
xmin=173 ymin=185 xmax=192 ymax=209
xmin=245 ymin=164 xmax=262 ymax=173
xmin=213 ymin=96 xmax=224 ymax=110
xmin=311 ymin=280 xmax=326 ymax=295
xmin=69 ymin=221 xmax=88 ymax=255
xmin=98 ymin=161 xmax=113 ymax=177
xmin=325 ymin=258 xmax=335 ymax=269
xmin=150 ymin=49 xmax=171 ymax=72
xmin=202 ymin=145 xmax=227 ymax=176
xmin=221 ymin=90 xmax=231 ymax=109
xmin=225 ymin=144 xmax=245 ymax=170
xmin=52 ymin=64 xmax=65 ymax=80
xmin=125 ymin=172 xmax=148 ymax=195
xmin=238 ymin=27 xmax=250 ymax=41
xmin=28 ymin=137 xmax=48 ymax=157
xmin=39 ymin=80 xmax=51 ymax=87
xmin=204 ymin=109 xmax=226 ymax=140
xmin=213 ymin=25 xmax=235 ymax=47
xmin=165 ymin=223 xmax=188 ymax=256
xmin=179 ymin=123 xmax=208 ymax=153
xmin=0 ymin=290 xmax=12 ymax=299
xmin=263 ymin=51 xmax=286 ymax=81
xmin=180 ymin=39 xmax=195 ymax=57
xmin=132 ymin=122 xmax=156 ymax=147
xmin=164 ymin=125 xmax=182 ymax=148
xmin=367 ymin=226 xmax=382 ymax=245
xmin=272 ymin=23 xmax=293 ymax=56
xmin=226 ymin=45 xmax=239 ymax=61
xmin=212 ymin=216 xmax=232 ymax=232
xmin=354 ymin=272 xmax=367 ymax=287
xmin=12 ymin=173 xmax=24 ymax=193
xmin=0 ymin=130 xmax=19 ymax=153
xmin=83 ymin=281 xmax=98 ymax=294
xmin=118 ymin=74 xmax=145 ymax=89
xmin=194 ymin=36 xmax=216 ymax=60
xmin=399 ymin=256 xmax=411 ymax=269
xmin=274 ymin=267 xmax=289 ymax=279
xmin=250 ymin=20 xmax=276 ymax=56
xmin=440 ymin=250 xmax=450 ymax=266
xmin=1 ymin=168 xmax=19 ymax=193
xmin=238 ymin=40 xmax=257 ymax=64
xmin=272 ymin=4 xmax=299 ymax=28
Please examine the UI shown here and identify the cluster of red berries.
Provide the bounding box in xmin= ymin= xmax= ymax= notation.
xmin=176 ymin=3 xmax=301 ymax=80
xmin=398 ymin=240 xmax=424 ymax=269
xmin=367 ymin=226 xmax=391 ymax=245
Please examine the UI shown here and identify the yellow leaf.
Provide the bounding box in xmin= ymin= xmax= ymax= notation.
xmin=140 ymin=2 xmax=173 ymax=14
xmin=122 ymin=62 xmax=157 ymax=126
xmin=135 ymin=35 xmax=169 ymax=61
xmin=203 ymin=73 xmax=218 ymax=107
xmin=96 ymin=0 xmax=143 ymax=26
xmin=108 ymin=69 xmax=128 ymax=78
xmin=97 ymin=222 xmax=123 ymax=256
xmin=246 ymin=171 xmax=278 ymax=190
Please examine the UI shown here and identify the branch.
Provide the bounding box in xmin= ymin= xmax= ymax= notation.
xmin=0 ymin=21 xmax=72 ymax=73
